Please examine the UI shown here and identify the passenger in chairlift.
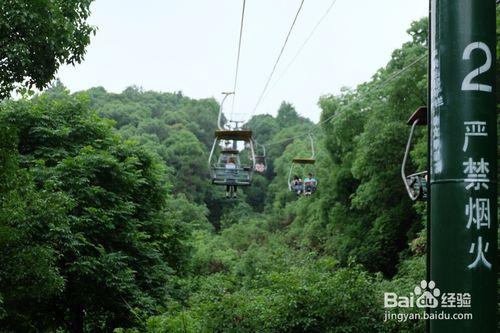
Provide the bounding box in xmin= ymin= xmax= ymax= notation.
xmin=292 ymin=175 xmax=304 ymax=195
xmin=303 ymin=172 xmax=317 ymax=195
xmin=255 ymin=162 xmax=265 ymax=173
xmin=225 ymin=157 xmax=238 ymax=198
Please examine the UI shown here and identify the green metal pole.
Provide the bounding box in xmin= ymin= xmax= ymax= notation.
xmin=426 ymin=3 xmax=432 ymax=333
xmin=430 ymin=0 xmax=497 ymax=332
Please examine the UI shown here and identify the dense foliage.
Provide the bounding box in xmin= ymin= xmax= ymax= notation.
xmin=0 ymin=91 xmax=207 ymax=332
xmin=0 ymin=0 xmax=95 ymax=98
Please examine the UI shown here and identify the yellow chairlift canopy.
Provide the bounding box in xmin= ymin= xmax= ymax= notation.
xmin=292 ymin=158 xmax=316 ymax=164
xmin=221 ymin=149 xmax=239 ymax=154
xmin=407 ymin=106 xmax=427 ymax=126
xmin=215 ymin=130 xmax=253 ymax=141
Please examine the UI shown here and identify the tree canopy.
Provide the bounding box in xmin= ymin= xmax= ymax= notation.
xmin=0 ymin=0 xmax=95 ymax=98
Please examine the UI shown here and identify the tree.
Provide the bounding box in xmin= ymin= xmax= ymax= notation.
xmin=163 ymin=129 xmax=209 ymax=203
xmin=0 ymin=122 xmax=71 ymax=332
xmin=276 ymin=101 xmax=303 ymax=129
xmin=0 ymin=92 xmax=194 ymax=332
xmin=245 ymin=114 xmax=279 ymax=144
xmin=0 ymin=0 xmax=96 ymax=98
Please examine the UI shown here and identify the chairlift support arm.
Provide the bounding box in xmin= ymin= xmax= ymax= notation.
xmin=308 ymin=133 xmax=315 ymax=159
xmin=217 ymin=92 xmax=234 ymax=130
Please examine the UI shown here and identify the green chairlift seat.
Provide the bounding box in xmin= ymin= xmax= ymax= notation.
xmin=210 ymin=149 xmax=252 ymax=186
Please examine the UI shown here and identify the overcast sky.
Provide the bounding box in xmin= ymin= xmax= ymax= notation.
xmin=57 ymin=0 xmax=428 ymax=122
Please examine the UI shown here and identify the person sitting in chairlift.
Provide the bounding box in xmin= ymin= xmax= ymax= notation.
xmin=304 ymin=172 xmax=317 ymax=195
xmin=255 ymin=162 xmax=265 ymax=173
xmin=292 ymin=175 xmax=303 ymax=195
xmin=225 ymin=157 xmax=238 ymax=198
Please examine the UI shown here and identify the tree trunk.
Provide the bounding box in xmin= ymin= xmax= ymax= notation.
xmin=69 ymin=303 xmax=84 ymax=333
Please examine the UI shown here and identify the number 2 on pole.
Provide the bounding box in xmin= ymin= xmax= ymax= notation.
xmin=461 ymin=41 xmax=492 ymax=93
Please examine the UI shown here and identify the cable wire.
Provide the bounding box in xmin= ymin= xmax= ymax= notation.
xmin=263 ymin=53 xmax=427 ymax=148
xmin=261 ymin=0 xmax=338 ymax=105
xmin=251 ymin=0 xmax=306 ymax=117
xmin=230 ymin=0 xmax=247 ymax=120
xmin=374 ymin=54 xmax=427 ymax=88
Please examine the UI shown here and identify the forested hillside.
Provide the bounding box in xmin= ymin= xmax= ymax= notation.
xmin=134 ymin=18 xmax=429 ymax=333
xmin=0 ymin=10 xmax=497 ymax=333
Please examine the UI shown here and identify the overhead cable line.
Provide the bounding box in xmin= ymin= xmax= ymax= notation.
xmin=263 ymin=53 xmax=427 ymax=148
xmin=372 ymin=54 xmax=427 ymax=90
xmin=230 ymin=0 xmax=247 ymax=121
xmin=251 ymin=0 xmax=306 ymax=117
xmin=261 ymin=0 xmax=338 ymax=105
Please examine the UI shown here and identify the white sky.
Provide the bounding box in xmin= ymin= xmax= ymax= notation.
xmin=57 ymin=0 xmax=428 ymax=122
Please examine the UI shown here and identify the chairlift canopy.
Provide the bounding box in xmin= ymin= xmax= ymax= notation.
xmin=292 ymin=158 xmax=316 ymax=164
xmin=407 ymin=106 xmax=428 ymax=126
xmin=215 ymin=130 xmax=253 ymax=141
xmin=221 ymin=149 xmax=240 ymax=155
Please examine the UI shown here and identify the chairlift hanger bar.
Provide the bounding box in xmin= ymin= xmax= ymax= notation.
xmin=401 ymin=106 xmax=428 ymax=201
xmin=230 ymin=0 xmax=247 ymax=119
xmin=217 ymin=92 xmax=234 ymax=130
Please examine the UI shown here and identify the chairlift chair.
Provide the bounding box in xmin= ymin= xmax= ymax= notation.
xmin=401 ymin=106 xmax=428 ymax=201
xmin=287 ymin=134 xmax=317 ymax=192
xmin=208 ymin=92 xmax=256 ymax=187
xmin=208 ymin=130 xmax=255 ymax=186
xmin=254 ymin=142 xmax=267 ymax=173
